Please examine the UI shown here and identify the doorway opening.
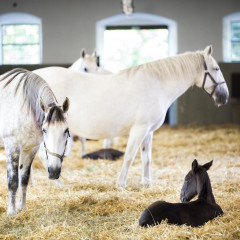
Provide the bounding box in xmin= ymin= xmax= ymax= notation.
xmin=103 ymin=25 xmax=168 ymax=72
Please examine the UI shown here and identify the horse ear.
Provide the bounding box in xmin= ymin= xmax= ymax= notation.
xmin=92 ymin=49 xmax=97 ymax=58
xmin=62 ymin=97 xmax=70 ymax=113
xmin=81 ymin=49 xmax=86 ymax=58
xmin=192 ymin=159 xmax=198 ymax=173
xmin=202 ymin=160 xmax=213 ymax=171
xmin=204 ymin=45 xmax=213 ymax=56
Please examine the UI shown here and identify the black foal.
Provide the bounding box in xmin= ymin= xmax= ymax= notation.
xmin=139 ymin=159 xmax=223 ymax=227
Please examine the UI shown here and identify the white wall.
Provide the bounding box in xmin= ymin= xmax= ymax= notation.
xmin=0 ymin=0 xmax=239 ymax=64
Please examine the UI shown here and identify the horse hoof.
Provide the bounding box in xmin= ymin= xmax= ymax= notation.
xmin=116 ymin=181 xmax=127 ymax=188
xmin=17 ymin=203 xmax=26 ymax=212
xmin=7 ymin=208 xmax=17 ymax=216
xmin=142 ymin=179 xmax=152 ymax=188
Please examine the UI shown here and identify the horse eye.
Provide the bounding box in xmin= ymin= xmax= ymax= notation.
xmin=215 ymin=67 xmax=219 ymax=71
xmin=84 ymin=67 xmax=88 ymax=72
xmin=42 ymin=128 xmax=47 ymax=133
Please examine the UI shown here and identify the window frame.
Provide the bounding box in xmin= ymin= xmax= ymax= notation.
xmin=223 ymin=12 xmax=240 ymax=62
xmin=0 ymin=12 xmax=42 ymax=65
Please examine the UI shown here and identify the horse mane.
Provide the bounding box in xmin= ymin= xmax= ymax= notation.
xmin=0 ymin=68 xmax=64 ymax=128
xmin=197 ymin=169 xmax=216 ymax=204
xmin=118 ymin=51 xmax=204 ymax=82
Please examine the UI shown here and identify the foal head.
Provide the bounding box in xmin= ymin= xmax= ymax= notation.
xmin=180 ymin=159 xmax=213 ymax=203
xmin=40 ymin=98 xmax=70 ymax=180
xmin=196 ymin=46 xmax=229 ymax=107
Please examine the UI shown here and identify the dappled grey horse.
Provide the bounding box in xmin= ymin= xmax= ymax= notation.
xmin=0 ymin=69 xmax=70 ymax=215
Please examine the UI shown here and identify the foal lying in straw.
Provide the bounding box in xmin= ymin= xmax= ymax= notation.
xmin=139 ymin=160 xmax=223 ymax=227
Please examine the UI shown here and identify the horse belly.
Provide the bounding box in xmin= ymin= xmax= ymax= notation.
xmin=67 ymin=107 xmax=132 ymax=139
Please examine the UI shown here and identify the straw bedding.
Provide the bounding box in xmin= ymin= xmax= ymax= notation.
xmin=0 ymin=124 xmax=239 ymax=240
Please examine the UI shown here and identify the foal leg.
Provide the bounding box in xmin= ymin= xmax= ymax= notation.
xmin=117 ymin=125 xmax=149 ymax=187
xmin=17 ymin=147 xmax=38 ymax=212
xmin=5 ymin=145 xmax=20 ymax=215
xmin=141 ymin=132 xmax=153 ymax=187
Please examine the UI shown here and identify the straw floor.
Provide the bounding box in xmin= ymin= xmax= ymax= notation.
xmin=0 ymin=124 xmax=239 ymax=240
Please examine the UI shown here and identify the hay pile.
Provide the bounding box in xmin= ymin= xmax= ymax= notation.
xmin=0 ymin=125 xmax=239 ymax=240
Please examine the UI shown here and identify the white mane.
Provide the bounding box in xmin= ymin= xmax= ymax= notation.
xmin=117 ymin=51 xmax=204 ymax=83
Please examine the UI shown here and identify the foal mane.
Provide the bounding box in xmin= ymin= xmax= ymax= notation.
xmin=197 ymin=168 xmax=216 ymax=204
xmin=0 ymin=68 xmax=62 ymax=128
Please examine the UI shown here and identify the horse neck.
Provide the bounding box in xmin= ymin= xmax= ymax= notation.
xmin=197 ymin=172 xmax=216 ymax=204
xmin=146 ymin=52 xmax=204 ymax=106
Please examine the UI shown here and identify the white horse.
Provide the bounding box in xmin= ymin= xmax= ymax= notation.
xmin=0 ymin=68 xmax=70 ymax=215
xmin=69 ymin=48 xmax=111 ymax=75
xmin=34 ymin=46 xmax=229 ymax=187
xmin=68 ymin=48 xmax=112 ymax=156
xmin=69 ymin=48 xmax=98 ymax=73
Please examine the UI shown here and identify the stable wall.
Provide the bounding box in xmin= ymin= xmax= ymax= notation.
xmin=0 ymin=0 xmax=239 ymax=125
xmin=177 ymin=63 xmax=240 ymax=125
xmin=0 ymin=0 xmax=239 ymax=63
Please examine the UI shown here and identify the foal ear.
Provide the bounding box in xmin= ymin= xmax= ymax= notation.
xmin=192 ymin=159 xmax=199 ymax=173
xmin=62 ymin=97 xmax=70 ymax=113
xmin=204 ymin=45 xmax=213 ymax=57
xmin=202 ymin=160 xmax=213 ymax=171
xmin=81 ymin=48 xmax=86 ymax=58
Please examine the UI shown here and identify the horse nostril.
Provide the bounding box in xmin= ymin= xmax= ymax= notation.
xmin=48 ymin=167 xmax=50 ymax=174
xmin=84 ymin=68 xmax=88 ymax=72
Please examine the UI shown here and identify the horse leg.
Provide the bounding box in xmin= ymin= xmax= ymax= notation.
xmin=103 ymin=138 xmax=113 ymax=148
xmin=117 ymin=125 xmax=149 ymax=187
xmin=80 ymin=137 xmax=86 ymax=156
xmin=141 ymin=132 xmax=153 ymax=187
xmin=29 ymin=165 xmax=34 ymax=186
xmin=17 ymin=147 xmax=38 ymax=212
xmin=5 ymin=145 xmax=20 ymax=215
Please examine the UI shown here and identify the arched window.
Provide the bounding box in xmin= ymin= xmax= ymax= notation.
xmin=96 ymin=13 xmax=177 ymax=72
xmin=223 ymin=12 xmax=240 ymax=62
xmin=0 ymin=12 xmax=42 ymax=65
xmin=96 ymin=13 xmax=178 ymax=125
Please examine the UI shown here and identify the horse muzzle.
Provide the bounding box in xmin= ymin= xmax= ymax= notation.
xmin=180 ymin=192 xmax=189 ymax=203
xmin=214 ymin=90 xmax=229 ymax=107
xmin=180 ymin=197 xmax=188 ymax=203
xmin=48 ymin=167 xmax=61 ymax=180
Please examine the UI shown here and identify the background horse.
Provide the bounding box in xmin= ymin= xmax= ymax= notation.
xmin=33 ymin=45 xmax=229 ymax=187
xmin=139 ymin=159 xmax=223 ymax=227
xmin=0 ymin=69 xmax=70 ymax=215
xmin=69 ymin=48 xmax=98 ymax=73
xmin=68 ymin=48 xmax=112 ymax=156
